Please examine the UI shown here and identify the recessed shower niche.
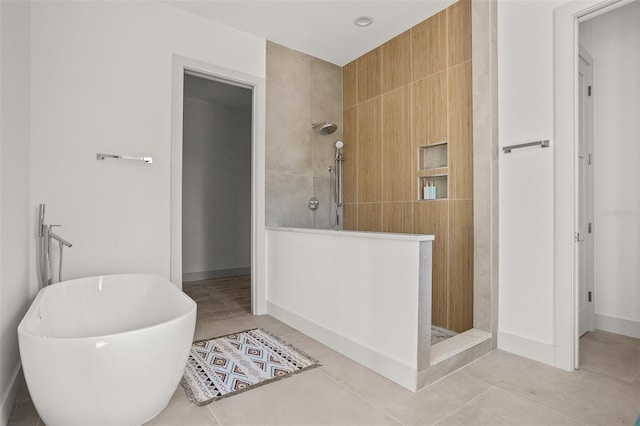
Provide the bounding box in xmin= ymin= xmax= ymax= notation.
xmin=418 ymin=142 xmax=448 ymax=201
xmin=419 ymin=142 xmax=448 ymax=171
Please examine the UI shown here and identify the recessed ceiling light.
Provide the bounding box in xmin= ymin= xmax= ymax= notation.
xmin=354 ymin=16 xmax=373 ymax=27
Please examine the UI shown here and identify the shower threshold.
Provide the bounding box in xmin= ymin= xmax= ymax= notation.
xmin=430 ymin=328 xmax=492 ymax=366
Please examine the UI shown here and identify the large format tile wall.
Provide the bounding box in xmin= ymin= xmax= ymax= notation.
xmin=266 ymin=42 xmax=343 ymax=229
xmin=342 ymin=0 xmax=473 ymax=332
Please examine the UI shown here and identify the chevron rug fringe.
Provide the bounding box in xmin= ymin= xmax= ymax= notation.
xmin=181 ymin=328 xmax=320 ymax=405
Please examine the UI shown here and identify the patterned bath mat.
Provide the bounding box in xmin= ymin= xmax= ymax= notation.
xmin=181 ymin=328 xmax=320 ymax=405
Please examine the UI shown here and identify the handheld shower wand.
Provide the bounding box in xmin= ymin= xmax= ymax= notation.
xmin=329 ymin=140 xmax=344 ymax=230
xmin=334 ymin=141 xmax=344 ymax=206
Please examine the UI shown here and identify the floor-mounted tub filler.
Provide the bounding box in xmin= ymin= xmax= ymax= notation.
xmin=18 ymin=274 xmax=197 ymax=426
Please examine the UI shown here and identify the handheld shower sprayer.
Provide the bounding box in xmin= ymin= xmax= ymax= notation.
xmin=335 ymin=140 xmax=344 ymax=159
xmin=329 ymin=140 xmax=344 ymax=230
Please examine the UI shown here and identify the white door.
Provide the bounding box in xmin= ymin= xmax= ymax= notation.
xmin=577 ymin=47 xmax=595 ymax=337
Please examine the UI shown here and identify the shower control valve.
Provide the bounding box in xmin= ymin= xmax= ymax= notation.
xmin=308 ymin=197 xmax=320 ymax=211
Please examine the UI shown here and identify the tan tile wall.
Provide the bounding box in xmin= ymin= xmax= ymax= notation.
xmin=266 ymin=42 xmax=343 ymax=229
xmin=342 ymin=0 xmax=473 ymax=332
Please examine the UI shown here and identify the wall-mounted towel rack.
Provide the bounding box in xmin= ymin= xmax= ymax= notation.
xmin=502 ymin=140 xmax=550 ymax=154
xmin=96 ymin=153 xmax=153 ymax=164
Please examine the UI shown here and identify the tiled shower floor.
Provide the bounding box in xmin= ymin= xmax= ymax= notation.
xmin=431 ymin=325 xmax=458 ymax=345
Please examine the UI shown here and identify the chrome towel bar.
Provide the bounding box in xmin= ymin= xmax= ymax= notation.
xmin=502 ymin=139 xmax=550 ymax=154
xmin=96 ymin=153 xmax=153 ymax=164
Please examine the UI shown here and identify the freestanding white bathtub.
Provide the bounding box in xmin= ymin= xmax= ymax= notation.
xmin=18 ymin=274 xmax=197 ymax=426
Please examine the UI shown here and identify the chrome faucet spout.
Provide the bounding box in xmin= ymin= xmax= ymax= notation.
xmin=48 ymin=229 xmax=72 ymax=248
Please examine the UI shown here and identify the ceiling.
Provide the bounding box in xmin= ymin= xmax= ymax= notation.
xmin=165 ymin=1 xmax=457 ymax=66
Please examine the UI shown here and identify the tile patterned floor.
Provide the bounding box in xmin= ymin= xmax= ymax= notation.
xmin=431 ymin=326 xmax=458 ymax=345
xmin=8 ymin=278 xmax=640 ymax=425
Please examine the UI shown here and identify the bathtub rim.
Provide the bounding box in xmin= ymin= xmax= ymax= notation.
xmin=18 ymin=273 xmax=197 ymax=341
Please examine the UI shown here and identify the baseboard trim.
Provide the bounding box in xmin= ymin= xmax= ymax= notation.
xmin=595 ymin=314 xmax=640 ymax=339
xmin=183 ymin=267 xmax=250 ymax=283
xmin=497 ymin=331 xmax=555 ymax=366
xmin=266 ymin=301 xmax=418 ymax=391
xmin=0 ymin=363 xmax=22 ymax=425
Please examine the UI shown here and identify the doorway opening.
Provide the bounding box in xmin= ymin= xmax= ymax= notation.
xmin=555 ymin=0 xmax=639 ymax=371
xmin=170 ymin=55 xmax=267 ymax=316
xmin=181 ymin=73 xmax=253 ymax=318
xmin=575 ymin=0 xmax=640 ymax=374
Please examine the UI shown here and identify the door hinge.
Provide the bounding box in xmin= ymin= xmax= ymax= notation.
xmin=588 ymin=222 xmax=593 ymax=233
xmin=588 ymin=153 xmax=592 ymax=165
xmin=588 ymin=85 xmax=592 ymax=96
xmin=588 ymin=291 xmax=592 ymax=302
xmin=575 ymin=232 xmax=580 ymax=242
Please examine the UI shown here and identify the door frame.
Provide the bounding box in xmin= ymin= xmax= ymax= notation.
xmin=170 ymin=55 xmax=267 ymax=314
xmin=553 ymin=0 xmax=634 ymax=370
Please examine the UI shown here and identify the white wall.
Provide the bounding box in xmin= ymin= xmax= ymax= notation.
xmin=30 ymin=1 xmax=265 ymax=285
xmin=497 ymin=0 xmax=565 ymax=364
xmin=499 ymin=0 xmax=640 ymax=364
xmin=0 ymin=1 xmax=31 ymax=422
xmin=182 ymin=96 xmax=252 ymax=279
xmin=266 ymin=228 xmax=432 ymax=391
xmin=584 ymin=2 xmax=640 ymax=336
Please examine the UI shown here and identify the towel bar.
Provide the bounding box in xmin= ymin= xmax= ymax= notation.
xmin=96 ymin=153 xmax=153 ymax=164
xmin=502 ymin=140 xmax=550 ymax=154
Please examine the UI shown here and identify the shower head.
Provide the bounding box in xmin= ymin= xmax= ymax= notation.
xmin=335 ymin=140 xmax=344 ymax=149
xmin=312 ymin=122 xmax=338 ymax=135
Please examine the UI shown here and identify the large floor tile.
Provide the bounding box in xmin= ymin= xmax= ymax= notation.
xmin=7 ymin=376 xmax=42 ymax=426
xmin=436 ymin=386 xmax=582 ymax=426
xmin=464 ymin=350 xmax=640 ymax=425
xmin=318 ymin=349 xmax=411 ymax=403
xmin=306 ymin=342 xmax=490 ymax=426
xmin=247 ymin=314 xmax=301 ymax=337
xmin=276 ymin=331 xmax=346 ymax=362
xmin=145 ymin=386 xmax=219 ymax=426
xmin=208 ymin=369 xmax=399 ymax=426
xmin=579 ymin=330 xmax=640 ymax=383
xmin=6 ymin=398 xmax=41 ymax=426
xmin=379 ymin=372 xmax=491 ymax=426
xmin=193 ymin=317 xmax=257 ymax=341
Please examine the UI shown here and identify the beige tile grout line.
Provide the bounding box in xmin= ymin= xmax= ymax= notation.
xmin=445 ymin=3 xmax=451 ymax=331
xmin=431 ymin=383 xmax=588 ymax=426
xmin=206 ymin=403 xmax=223 ymax=426
xmin=433 ymin=386 xmax=493 ymax=426
xmin=315 ymin=367 xmax=404 ymax=426
xmin=308 ymin=345 xmax=494 ymax=426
